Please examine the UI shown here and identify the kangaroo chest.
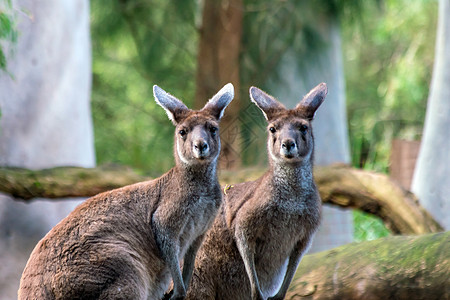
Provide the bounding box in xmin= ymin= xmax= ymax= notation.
xmin=178 ymin=192 xmax=220 ymax=255
xmin=251 ymin=198 xmax=315 ymax=295
xmin=249 ymin=194 xmax=317 ymax=258
xmin=257 ymin=199 xmax=307 ymax=244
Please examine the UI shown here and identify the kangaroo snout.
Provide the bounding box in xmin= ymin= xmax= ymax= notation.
xmin=193 ymin=140 xmax=209 ymax=158
xmin=282 ymin=139 xmax=296 ymax=151
xmin=281 ymin=138 xmax=297 ymax=157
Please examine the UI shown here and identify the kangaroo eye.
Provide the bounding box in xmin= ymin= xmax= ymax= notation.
xmin=210 ymin=127 xmax=218 ymax=136
xmin=300 ymin=125 xmax=308 ymax=134
xmin=179 ymin=129 xmax=187 ymax=136
xmin=269 ymin=127 xmax=276 ymax=134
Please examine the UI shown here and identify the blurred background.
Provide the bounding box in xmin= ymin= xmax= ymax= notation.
xmin=89 ymin=0 xmax=436 ymax=242
xmin=1 ymin=0 xmax=448 ymax=298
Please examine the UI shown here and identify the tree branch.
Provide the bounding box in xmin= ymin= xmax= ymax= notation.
xmin=286 ymin=232 xmax=450 ymax=300
xmin=0 ymin=164 xmax=443 ymax=234
xmin=0 ymin=165 xmax=145 ymax=200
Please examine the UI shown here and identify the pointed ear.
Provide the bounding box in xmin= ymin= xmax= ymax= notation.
xmin=153 ymin=85 xmax=189 ymax=125
xmin=295 ymin=82 xmax=327 ymax=120
xmin=202 ymin=83 xmax=235 ymax=120
xmin=249 ymin=86 xmax=285 ymax=121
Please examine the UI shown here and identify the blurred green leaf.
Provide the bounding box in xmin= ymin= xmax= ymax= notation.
xmin=0 ymin=3 xmax=17 ymax=73
xmin=343 ymin=0 xmax=437 ymax=172
xmin=89 ymin=0 xmax=437 ymax=184
xmin=353 ymin=210 xmax=390 ymax=242
xmin=90 ymin=0 xmax=198 ymax=173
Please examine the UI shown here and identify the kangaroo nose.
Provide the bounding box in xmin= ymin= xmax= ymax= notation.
xmin=282 ymin=139 xmax=296 ymax=151
xmin=194 ymin=141 xmax=208 ymax=153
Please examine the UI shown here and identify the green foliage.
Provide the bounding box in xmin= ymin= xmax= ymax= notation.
xmin=239 ymin=0 xmax=436 ymax=173
xmin=241 ymin=1 xmax=322 ymax=90
xmin=353 ymin=210 xmax=390 ymax=242
xmin=239 ymin=0 xmax=374 ymax=166
xmin=239 ymin=1 xmax=329 ymax=165
xmin=91 ymin=1 xmax=438 ymax=241
xmin=90 ymin=0 xmax=198 ymax=174
xmin=91 ymin=0 xmax=437 ymax=174
xmin=240 ymin=0 xmax=370 ymax=89
xmin=0 ymin=0 xmax=17 ymax=73
xmin=91 ymin=0 xmax=436 ymax=213
xmin=342 ymin=0 xmax=437 ymax=172
xmin=345 ymin=0 xmax=437 ymax=240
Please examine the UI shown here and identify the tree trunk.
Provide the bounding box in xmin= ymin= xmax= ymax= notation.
xmin=0 ymin=1 xmax=94 ymax=168
xmin=267 ymin=13 xmax=353 ymax=253
xmin=0 ymin=1 xmax=94 ymax=298
xmin=0 ymin=165 xmax=442 ymax=234
xmin=286 ymin=232 xmax=450 ymax=300
xmin=195 ymin=0 xmax=243 ymax=169
xmin=411 ymin=0 xmax=450 ymax=230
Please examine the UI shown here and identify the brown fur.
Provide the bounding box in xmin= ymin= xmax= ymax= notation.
xmin=18 ymin=84 xmax=234 ymax=300
xmin=185 ymin=83 xmax=327 ymax=300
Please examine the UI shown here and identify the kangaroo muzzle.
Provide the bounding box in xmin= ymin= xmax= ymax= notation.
xmin=193 ymin=139 xmax=209 ymax=158
xmin=281 ymin=138 xmax=297 ymax=158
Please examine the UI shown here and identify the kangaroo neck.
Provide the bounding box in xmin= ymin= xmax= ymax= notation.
xmin=268 ymin=158 xmax=313 ymax=191
xmin=174 ymin=161 xmax=218 ymax=186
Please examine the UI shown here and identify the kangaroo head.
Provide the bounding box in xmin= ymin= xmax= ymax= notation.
xmin=250 ymin=83 xmax=327 ymax=164
xmin=153 ymin=83 xmax=234 ymax=165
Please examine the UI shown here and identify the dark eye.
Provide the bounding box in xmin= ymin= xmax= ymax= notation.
xmin=210 ymin=127 xmax=218 ymax=136
xmin=300 ymin=124 xmax=308 ymax=134
xmin=179 ymin=129 xmax=187 ymax=136
xmin=269 ymin=127 xmax=276 ymax=133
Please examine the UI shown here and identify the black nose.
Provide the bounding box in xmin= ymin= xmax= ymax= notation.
xmin=282 ymin=140 xmax=296 ymax=151
xmin=194 ymin=141 xmax=208 ymax=153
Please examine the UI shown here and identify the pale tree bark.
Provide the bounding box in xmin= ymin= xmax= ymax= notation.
xmin=0 ymin=1 xmax=94 ymax=298
xmin=195 ymin=0 xmax=243 ymax=169
xmin=412 ymin=0 xmax=450 ymax=230
xmin=286 ymin=232 xmax=450 ymax=300
xmin=267 ymin=14 xmax=353 ymax=253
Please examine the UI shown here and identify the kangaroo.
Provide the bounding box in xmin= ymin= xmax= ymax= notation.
xmin=18 ymin=83 xmax=234 ymax=300
xmin=184 ymin=83 xmax=326 ymax=300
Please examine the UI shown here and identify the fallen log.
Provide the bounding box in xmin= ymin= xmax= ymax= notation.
xmin=286 ymin=232 xmax=450 ymax=300
xmin=0 ymin=165 xmax=443 ymax=234
xmin=0 ymin=164 xmax=145 ymax=200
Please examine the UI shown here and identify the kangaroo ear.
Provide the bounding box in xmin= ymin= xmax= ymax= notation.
xmin=202 ymin=83 xmax=235 ymax=120
xmin=153 ymin=85 xmax=190 ymax=125
xmin=249 ymin=86 xmax=285 ymax=121
xmin=295 ymin=82 xmax=327 ymax=120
